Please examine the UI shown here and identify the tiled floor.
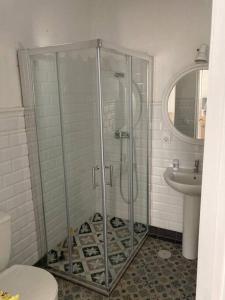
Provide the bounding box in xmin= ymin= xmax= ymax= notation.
xmin=48 ymin=213 xmax=147 ymax=287
xmin=56 ymin=236 xmax=197 ymax=300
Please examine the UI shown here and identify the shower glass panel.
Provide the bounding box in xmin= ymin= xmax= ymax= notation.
xmin=56 ymin=49 xmax=105 ymax=285
xmin=132 ymin=57 xmax=149 ymax=242
xmin=30 ymin=53 xmax=71 ymax=274
xmin=100 ymin=50 xmax=132 ymax=286
xmin=18 ymin=40 xmax=152 ymax=295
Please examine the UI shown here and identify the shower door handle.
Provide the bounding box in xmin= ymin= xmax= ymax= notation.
xmin=105 ymin=165 xmax=113 ymax=187
xmin=92 ymin=166 xmax=99 ymax=189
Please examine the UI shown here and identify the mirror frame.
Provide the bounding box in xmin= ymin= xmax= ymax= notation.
xmin=162 ymin=63 xmax=208 ymax=145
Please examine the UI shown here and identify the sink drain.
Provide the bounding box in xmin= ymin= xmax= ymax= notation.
xmin=158 ymin=249 xmax=172 ymax=259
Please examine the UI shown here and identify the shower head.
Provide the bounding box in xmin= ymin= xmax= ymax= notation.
xmin=114 ymin=72 xmax=125 ymax=78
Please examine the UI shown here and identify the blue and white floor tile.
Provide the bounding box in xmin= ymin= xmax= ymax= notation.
xmin=57 ymin=237 xmax=197 ymax=300
xmin=48 ymin=213 xmax=147 ymax=286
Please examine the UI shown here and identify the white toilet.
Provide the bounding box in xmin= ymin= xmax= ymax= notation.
xmin=0 ymin=211 xmax=58 ymax=300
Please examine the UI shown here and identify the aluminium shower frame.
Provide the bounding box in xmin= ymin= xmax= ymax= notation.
xmin=18 ymin=39 xmax=153 ymax=296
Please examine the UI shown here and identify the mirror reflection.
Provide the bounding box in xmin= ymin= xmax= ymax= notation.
xmin=168 ymin=69 xmax=208 ymax=139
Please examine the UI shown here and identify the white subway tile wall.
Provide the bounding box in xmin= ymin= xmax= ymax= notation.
xmin=150 ymin=102 xmax=204 ymax=232
xmin=0 ymin=108 xmax=39 ymax=265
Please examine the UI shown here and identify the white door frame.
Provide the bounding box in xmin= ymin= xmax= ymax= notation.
xmin=196 ymin=0 xmax=225 ymax=298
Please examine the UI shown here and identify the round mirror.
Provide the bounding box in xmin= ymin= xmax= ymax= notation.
xmin=163 ymin=64 xmax=208 ymax=144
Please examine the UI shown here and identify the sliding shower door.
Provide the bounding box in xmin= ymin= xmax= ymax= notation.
xmin=56 ymin=48 xmax=107 ymax=285
xmin=99 ymin=50 xmax=150 ymax=287
xmin=30 ymin=53 xmax=72 ymax=274
xmin=28 ymin=48 xmax=108 ymax=286
xmin=100 ymin=49 xmax=133 ymax=286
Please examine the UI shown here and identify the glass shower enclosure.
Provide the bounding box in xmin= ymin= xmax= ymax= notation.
xmin=18 ymin=39 xmax=153 ymax=295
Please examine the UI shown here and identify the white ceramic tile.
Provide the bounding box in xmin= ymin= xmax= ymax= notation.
xmin=150 ymin=102 xmax=204 ymax=232
xmin=0 ymin=109 xmax=38 ymax=265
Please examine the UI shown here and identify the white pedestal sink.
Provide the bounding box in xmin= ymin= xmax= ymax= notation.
xmin=164 ymin=167 xmax=202 ymax=260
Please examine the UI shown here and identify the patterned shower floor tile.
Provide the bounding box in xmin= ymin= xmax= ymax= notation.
xmin=56 ymin=236 xmax=197 ymax=300
xmin=47 ymin=213 xmax=147 ymax=287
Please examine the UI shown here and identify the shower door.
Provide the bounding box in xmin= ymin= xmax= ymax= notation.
xmin=56 ymin=48 xmax=107 ymax=286
xmin=24 ymin=47 xmax=108 ymax=286
xmin=28 ymin=52 xmax=71 ymax=273
xmin=99 ymin=49 xmax=150 ymax=287
xmin=100 ymin=49 xmax=134 ymax=286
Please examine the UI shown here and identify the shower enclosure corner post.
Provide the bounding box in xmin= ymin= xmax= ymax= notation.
xmin=147 ymin=56 xmax=154 ymax=230
xmin=128 ymin=56 xmax=134 ymax=251
xmin=96 ymin=39 xmax=109 ymax=288
xmin=146 ymin=59 xmax=151 ymax=231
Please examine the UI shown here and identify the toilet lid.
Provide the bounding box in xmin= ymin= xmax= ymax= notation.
xmin=0 ymin=265 xmax=58 ymax=300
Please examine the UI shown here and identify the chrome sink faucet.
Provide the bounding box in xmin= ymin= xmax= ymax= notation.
xmin=194 ymin=160 xmax=200 ymax=173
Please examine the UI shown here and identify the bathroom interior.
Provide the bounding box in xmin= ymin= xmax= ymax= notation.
xmin=1 ymin=0 xmax=225 ymax=299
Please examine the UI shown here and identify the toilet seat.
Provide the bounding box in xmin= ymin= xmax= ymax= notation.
xmin=0 ymin=265 xmax=58 ymax=300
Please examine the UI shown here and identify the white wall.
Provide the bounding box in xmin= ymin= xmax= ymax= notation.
xmin=0 ymin=0 xmax=212 ymax=263
xmin=196 ymin=0 xmax=225 ymax=298
xmin=0 ymin=0 xmax=93 ymax=108
xmin=0 ymin=0 xmax=211 ymax=108
xmin=0 ymin=108 xmax=39 ymax=265
xmin=90 ymin=0 xmax=212 ymax=103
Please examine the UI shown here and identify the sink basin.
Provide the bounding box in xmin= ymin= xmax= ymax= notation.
xmin=164 ymin=167 xmax=202 ymax=196
xmin=164 ymin=167 xmax=202 ymax=260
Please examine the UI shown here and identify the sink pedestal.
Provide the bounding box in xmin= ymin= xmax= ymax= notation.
xmin=163 ymin=167 xmax=202 ymax=260
xmin=182 ymin=195 xmax=201 ymax=259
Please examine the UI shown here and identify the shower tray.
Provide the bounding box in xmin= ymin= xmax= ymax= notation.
xmin=45 ymin=212 xmax=148 ymax=295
